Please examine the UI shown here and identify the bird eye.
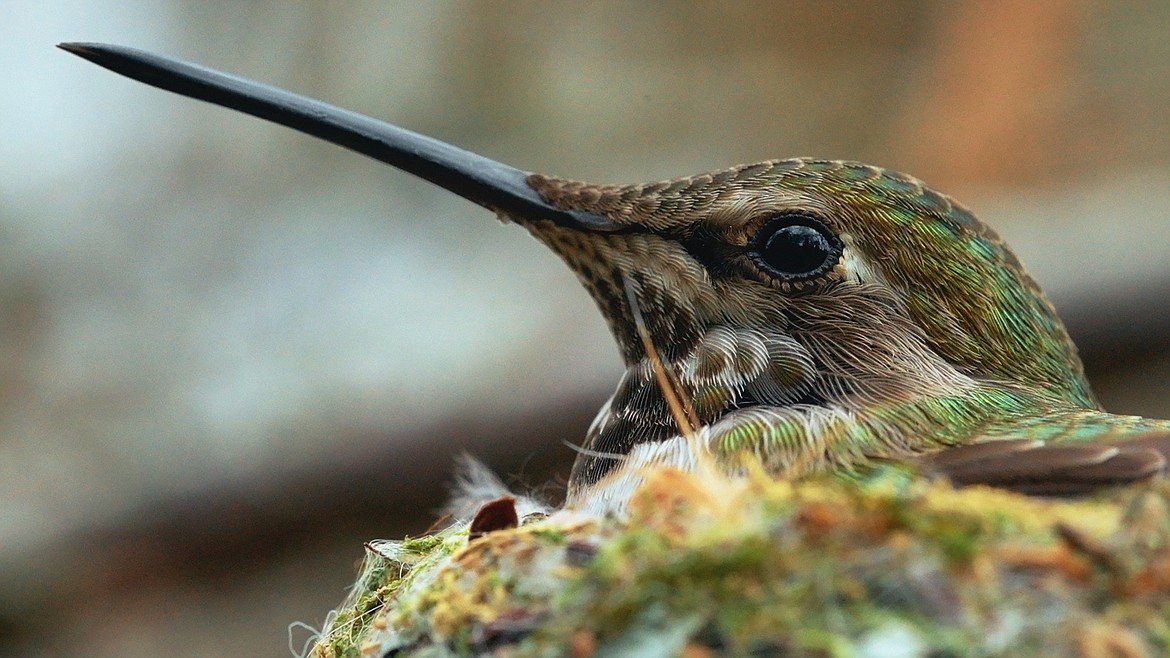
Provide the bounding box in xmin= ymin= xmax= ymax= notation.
xmin=749 ymin=214 xmax=843 ymax=282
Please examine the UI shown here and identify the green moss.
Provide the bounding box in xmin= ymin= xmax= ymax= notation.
xmin=527 ymin=527 xmax=567 ymax=543
xmin=401 ymin=533 xmax=448 ymax=554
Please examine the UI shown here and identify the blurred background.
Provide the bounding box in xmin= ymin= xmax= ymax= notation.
xmin=4 ymin=1 xmax=1170 ymax=655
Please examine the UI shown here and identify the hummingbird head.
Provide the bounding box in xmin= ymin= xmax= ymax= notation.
xmin=517 ymin=161 xmax=1098 ymax=492
xmin=63 ymin=44 xmax=1104 ymax=500
xmin=524 ymin=161 xmax=1091 ymax=398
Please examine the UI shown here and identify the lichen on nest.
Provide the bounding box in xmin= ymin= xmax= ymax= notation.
xmin=308 ymin=464 xmax=1170 ymax=658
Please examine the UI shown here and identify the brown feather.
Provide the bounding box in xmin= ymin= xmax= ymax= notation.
xmin=922 ymin=440 xmax=1167 ymax=496
xmin=1120 ymin=431 xmax=1170 ymax=461
xmin=920 ymin=439 xmax=1042 ymax=470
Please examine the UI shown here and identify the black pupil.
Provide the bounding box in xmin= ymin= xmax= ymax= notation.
xmin=761 ymin=224 xmax=832 ymax=276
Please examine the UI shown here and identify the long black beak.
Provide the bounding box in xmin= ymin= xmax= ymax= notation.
xmin=58 ymin=42 xmax=618 ymax=232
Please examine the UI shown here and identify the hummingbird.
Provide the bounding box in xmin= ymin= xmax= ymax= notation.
xmin=61 ymin=43 xmax=1170 ymax=512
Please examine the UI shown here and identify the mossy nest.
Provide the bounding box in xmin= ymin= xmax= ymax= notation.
xmin=308 ymin=465 xmax=1170 ymax=657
